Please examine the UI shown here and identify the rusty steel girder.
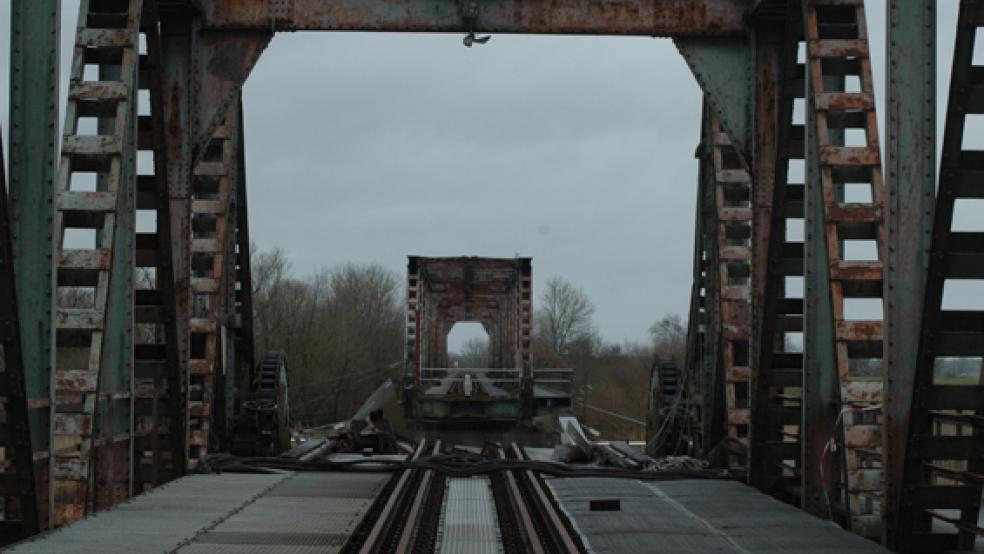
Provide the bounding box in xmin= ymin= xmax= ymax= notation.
xmin=197 ymin=0 xmax=749 ymax=35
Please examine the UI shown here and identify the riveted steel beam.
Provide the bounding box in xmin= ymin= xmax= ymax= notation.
xmin=882 ymin=0 xmax=935 ymax=545
xmin=161 ymin=14 xmax=195 ymax=475
xmin=8 ymin=0 xmax=59 ymax=530
xmin=198 ymin=0 xmax=748 ymax=35
xmin=749 ymin=15 xmax=803 ymax=498
xmin=193 ymin=32 xmax=271 ymax=159
xmin=801 ymin=58 xmax=843 ymax=525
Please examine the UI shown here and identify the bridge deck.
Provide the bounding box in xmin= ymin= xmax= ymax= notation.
xmin=10 ymin=459 xmax=900 ymax=553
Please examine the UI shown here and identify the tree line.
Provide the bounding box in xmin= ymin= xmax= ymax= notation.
xmin=249 ymin=246 xmax=685 ymax=437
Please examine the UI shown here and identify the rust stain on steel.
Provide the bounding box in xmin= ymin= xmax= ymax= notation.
xmin=202 ymin=0 xmax=747 ymax=36
xmin=56 ymin=370 xmax=98 ymax=392
xmin=836 ymin=320 xmax=883 ymax=341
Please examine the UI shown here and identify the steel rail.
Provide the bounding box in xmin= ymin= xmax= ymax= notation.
xmin=499 ymin=446 xmax=546 ymax=554
xmin=510 ymin=443 xmax=582 ymax=553
xmin=395 ymin=441 xmax=441 ymax=553
xmin=358 ymin=440 xmax=427 ymax=554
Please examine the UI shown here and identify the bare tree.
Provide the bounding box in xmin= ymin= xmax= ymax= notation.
xmin=249 ymin=248 xmax=405 ymax=427
xmin=452 ymin=336 xmax=490 ymax=368
xmin=535 ymin=276 xmax=596 ymax=357
xmin=649 ymin=313 xmax=686 ymax=361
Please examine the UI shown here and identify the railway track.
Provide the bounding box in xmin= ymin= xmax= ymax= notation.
xmin=343 ymin=440 xmax=585 ymax=554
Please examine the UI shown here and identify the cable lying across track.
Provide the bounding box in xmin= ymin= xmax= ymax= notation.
xmin=195 ymin=450 xmax=735 ymax=481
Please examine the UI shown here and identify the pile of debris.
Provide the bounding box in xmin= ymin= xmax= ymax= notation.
xmin=550 ymin=416 xmax=708 ymax=472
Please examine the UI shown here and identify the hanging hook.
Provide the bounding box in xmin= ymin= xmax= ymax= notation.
xmin=460 ymin=1 xmax=491 ymax=47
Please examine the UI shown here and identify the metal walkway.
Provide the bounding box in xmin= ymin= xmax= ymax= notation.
xmin=547 ymin=477 xmax=890 ymax=553
xmin=8 ymin=471 xmax=388 ymax=553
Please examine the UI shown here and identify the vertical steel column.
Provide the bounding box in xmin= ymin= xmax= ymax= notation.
xmin=232 ymin=100 xmax=255 ymax=399
xmin=696 ymin=107 xmax=727 ymax=462
xmin=160 ymin=10 xmax=195 ymax=474
xmin=750 ymin=7 xmax=806 ymax=501
xmin=8 ymin=0 xmax=60 ymax=530
xmin=683 ymin=196 xmax=708 ymax=454
xmin=750 ymin=22 xmax=781 ymax=381
xmin=801 ymin=37 xmax=844 ymax=525
xmin=518 ymin=259 xmax=533 ymax=418
xmin=132 ymin=0 xmax=186 ymax=494
xmin=883 ymin=0 xmax=936 ymax=544
xmin=405 ymin=257 xmax=421 ymax=417
xmin=218 ymin=97 xmax=244 ymax=445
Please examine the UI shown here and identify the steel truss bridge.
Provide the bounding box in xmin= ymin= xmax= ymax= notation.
xmin=0 ymin=0 xmax=978 ymax=552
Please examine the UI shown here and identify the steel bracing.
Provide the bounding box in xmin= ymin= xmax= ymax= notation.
xmin=3 ymin=0 xmax=980 ymax=550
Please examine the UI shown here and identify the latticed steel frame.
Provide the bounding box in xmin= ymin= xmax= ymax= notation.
xmin=2 ymin=0 xmax=969 ymax=548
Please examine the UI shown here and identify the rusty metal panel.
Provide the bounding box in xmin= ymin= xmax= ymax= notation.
xmin=198 ymin=0 xmax=749 ymax=36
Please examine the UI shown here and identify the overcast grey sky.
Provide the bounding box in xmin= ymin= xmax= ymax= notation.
xmin=0 ymin=2 xmax=965 ymax=350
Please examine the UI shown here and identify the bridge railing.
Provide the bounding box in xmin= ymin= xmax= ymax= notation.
xmin=419 ymin=368 xmax=522 ymax=398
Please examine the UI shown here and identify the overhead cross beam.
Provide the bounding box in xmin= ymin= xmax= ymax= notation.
xmin=197 ymin=0 xmax=749 ymax=35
